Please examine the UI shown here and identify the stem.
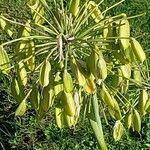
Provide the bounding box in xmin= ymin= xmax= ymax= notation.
xmin=89 ymin=92 xmax=108 ymax=150
xmin=1 ymin=36 xmax=51 ymax=46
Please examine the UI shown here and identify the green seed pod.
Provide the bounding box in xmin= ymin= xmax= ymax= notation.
xmin=69 ymin=0 xmax=80 ymax=17
xmin=30 ymin=85 xmax=40 ymax=110
xmin=39 ymin=60 xmax=51 ymax=87
xmin=88 ymin=1 xmax=104 ymax=23
xmin=130 ymin=38 xmax=146 ymax=63
xmin=54 ymin=72 xmax=63 ymax=97
xmin=41 ymin=84 xmax=54 ymax=112
xmin=26 ymin=40 xmax=35 ymax=71
xmin=132 ymin=109 xmax=141 ymax=132
xmin=11 ymin=78 xmax=24 ymax=103
xmin=97 ymin=57 xmax=107 ymax=80
xmin=120 ymin=63 xmax=131 ymax=79
xmin=133 ymin=68 xmax=142 ymax=85
xmin=63 ymin=69 xmax=73 ymax=93
xmin=0 ymin=46 xmax=10 ymax=75
xmin=84 ymin=74 xmax=96 ymax=94
xmin=125 ymin=112 xmax=132 ymax=129
xmin=55 ymin=105 xmax=66 ymax=128
xmin=15 ymin=100 xmax=27 ymax=116
xmin=64 ymin=113 xmax=75 ymax=128
xmin=70 ymin=57 xmax=86 ymax=86
xmin=100 ymin=84 xmax=114 ymax=109
xmin=28 ymin=0 xmax=45 ymax=24
xmin=113 ymin=120 xmax=124 ymax=141
xmin=63 ymin=92 xmax=76 ymax=117
xmin=17 ymin=62 xmax=28 ymax=86
xmin=119 ymin=18 xmax=130 ymax=50
xmin=136 ymin=90 xmax=148 ymax=116
xmin=0 ymin=15 xmax=13 ymax=37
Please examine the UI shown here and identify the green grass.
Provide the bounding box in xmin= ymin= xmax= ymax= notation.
xmin=0 ymin=0 xmax=150 ymax=150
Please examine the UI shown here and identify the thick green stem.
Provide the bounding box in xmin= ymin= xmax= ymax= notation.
xmin=90 ymin=92 xmax=108 ymax=150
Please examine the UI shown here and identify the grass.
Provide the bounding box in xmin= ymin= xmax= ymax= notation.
xmin=0 ymin=0 xmax=150 ymax=150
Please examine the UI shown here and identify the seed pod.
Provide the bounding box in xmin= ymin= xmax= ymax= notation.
xmin=74 ymin=91 xmax=81 ymax=120
xmin=0 ymin=46 xmax=10 ymax=74
xmin=15 ymin=100 xmax=27 ymax=116
xmin=120 ymin=80 xmax=129 ymax=94
xmin=16 ymin=20 xmax=31 ymax=59
xmin=26 ymin=40 xmax=35 ymax=71
xmin=28 ymin=0 xmax=45 ymax=24
xmin=0 ymin=15 xmax=13 ymax=37
xmin=145 ymin=92 xmax=150 ymax=112
xmin=64 ymin=114 xmax=75 ymax=127
xmin=100 ymin=84 xmax=114 ymax=109
xmin=132 ymin=109 xmax=141 ymax=132
xmin=133 ymin=68 xmax=142 ymax=84
xmin=136 ymin=90 xmax=148 ymax=116
xmin=30 ymin=85 xmax=40 ymax=110
xmin=17 ymin=62 xmax=28 ymax=86
xmin=88 ymin=1 xmax=104 ymax=23
xmin=84 ymin=74 xmax=96 ymax=94
xmin=11 ymin=78 xmax=24 ymax=103
xmin=113 ymin=98 xmax=122 ymax=120
xmin=119 ymin=18 xmax=130 ymax=50
xmin=97 ymin=57 xmax=107 ymax=80
xmin=55 ymin=105 xmax=66 ymax=128
xmin=113 ymin=120 xmax=124 ymax=141
xmin=69 ymin=0 xmax=80 ymax=17
xmin=120 ymin=63 xmax=131 ymax=79
xmin=54 ymin=72 xmax=63 ymax=97
xmin=125 ymin=112 xmax=132 ymax=129
xmin=63 ymin=69 xmax=73 ymax=93
xmin=70 ymin=57 xmax=86 ymax=86
xmin=130 ymin=38 xmax=146 ymax=63
xmin=41 ymin=84 xmax=54 ymax=112
xmin=63 ymin=92 xmax=76 ymax=116
xmin=39 ymin=60 xmax=51 ymax=87
xmin=86 ymin=51 xmax=98 ymax=78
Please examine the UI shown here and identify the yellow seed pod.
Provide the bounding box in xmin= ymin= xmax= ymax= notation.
xmin=132 ymin=109 xmax=141 ymax=132
xmin=119 ymin=18 xmax=130 ymax=50
xmin=88 ymin=1 xmax=104 ymax=23
xmin=69 ymin=0 xmax=80 ymax=17
xmin=63 ymin=69 xmax=73 ymax=93
xmin=54 ymin=72 xmax=63 ymax=97
xmin=136 ymin=90 xmax=148 ymax=116
xmin=30 ymin=85 xmax=40 ymax=110
xmin=120 ymin=63 xmax=131 ymax=79
xmin=17 ymin=62 xmax=28 ymax=86
xmin=97 ymin=57 xmax=107 ymax=80
xmin=113 ymin=120 xmax=124 ymax=141
xmin=0 ymin=15 xmax=13 ymax=37
xmin=41 ymin=84 xmax=54 ymax=112
xmin=55 ymin=105 xmax=65 ymax=129
xmin=100 ymin=84 xmax=114 ymax=109
xmin=0 ymin=46 xmax=10 ymax=74
xmin=130 ymin=38 xmax=146 ymax=63
xmin=39 ymin=60 xmax=51 ymax=87
xmin=63 ymin=92 xmax=76 ymax=117
xmin=84 ymin=74 xmax=96 ymax=94
xmin=15 ymin=100 xmax=27 ymax=116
